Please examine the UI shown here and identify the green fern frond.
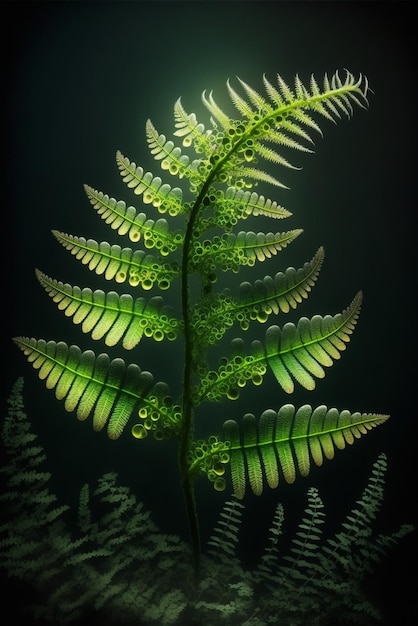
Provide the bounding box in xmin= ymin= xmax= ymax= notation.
xmin=36 ymin=269 xmax=179 ymax=349
xmin=227 ymin=78 xmax=262 ymax=118
xmin=190 ymin=249 xmax=322 ymax=347
xmin=222 ymin=406 xmax=389 ymax=498
xmin=84 ymin=185 xmax=184 ymax=252
xmin=116 ymin=150 xmax=186 ymax=215
xmin=223 ymin=165 xmax=289 ymax=189
xmin=199 ymin=71 xmax=368 ymax=188
xmin=191 ymin=228 xmax=302 ymax=275
xmin=201 ymin=89 xmax=231 ymax=129
xmin=323 ymin=453 xmax=388 ymax=572
xmin=207 ymin=497 xmax=245 ymax=558
xmin=146 ymin=119 xmax=202 ymax=180
xmin=257 ymin=502 xmax=285 ymax=577
xmin=265 ymin=290 xmax=362 ymax=393
xmin=220 ymin=186 xmax=292 ymax=225
xmin=236 ymin=247 xmax=324 ymax=325
xmin=52 ymin=230 xmax=180 ymax=290
xmin=173 ymin=97 xmax=213 ymax=152
xmin=282 ymin=486 xmax=325 ymax=565
xmin=12 ymin=337 xmax=158 ymax=439
xmin=198 ymin=292 xmax=361 ymax=402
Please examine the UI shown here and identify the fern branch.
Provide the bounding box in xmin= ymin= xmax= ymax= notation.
xmin=146 ymin=119 xmax=202 ymax=180
xmin=198 ymin=292 xmax=361 ymax=402
xmin=191 ymin=228 xmax=303 ymax=275
xmin=84 ymin=185 xmax=183 ymax=252
xmin=12 ymin=337 xmax=179 ymax=439
xmin=222 ymin=406 xmax=389 ymax=498
xmin=116 ymin=151 xmax=186 ymax=215
xmin=190 ymin=247 xmax=323 ymax=348
xmin=36 ymin=269 xmax=179 ymax=349
xmin=52 ymin=230 xmax=180 ymax=290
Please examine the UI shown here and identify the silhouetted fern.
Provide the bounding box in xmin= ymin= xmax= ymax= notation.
xmin=1 ymin=380 xmax=413 ymax=625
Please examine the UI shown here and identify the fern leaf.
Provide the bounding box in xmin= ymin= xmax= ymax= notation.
xmin=201 ymin=71 xmax=368 ymax=189
xmin=36 ymin=270 xmax=179 ymax=349
xmin=257 ymin=501 xmax=285 ymax=578
xmin=222 ymin=186 xmax=292 ymax=222
xmin=52 ymin=230 xmax=179 ymax=290
xmin=192 ymin=229 xmax=302 ymax=275
xmin=265 ymin=291 xmax=362 ymax=393
xmin=201 ymin=89 xmax=230 ymax=128
xmin=222 ymin=418 xmax=247 ymax=499
xmin=115 ymin=151 xmax=185 ymax=215
xmin=207 ymin=497 xmax=245 ymax=557
xmin=222 ymin=405 xmax=389 ymax=498
xmin=192 ymin=249 xmax=323 ymax=348
xmin=84 ymin=185 xmax=183 ymax=253
xmin=236 ymin=247 xmax=324 ymax=324
xmin=226 ymin=79 xmax=255 ymax=117
xmin=221 ymin=165 xmax=287 ymax=189
xmin=12 ymin=337 xmax=162 ymax=439
xmin=319 ymin=453 xmax=414 ymax=587
xmin=198 ymin=292 xmax=360 ymax=402
xmin=173 ymin=98 xmax=212 ymax=150
xmin=280 ymin=487 xmax=325 ymax=575
xmin=253 ymin=142 xmax=301 ymax=169
xmin=174 ymin=98 xmax=210 ymax=140
xmin=146 ymin=119 xmax=203 ymax=182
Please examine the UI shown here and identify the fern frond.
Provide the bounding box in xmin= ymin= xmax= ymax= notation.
xmin=201 ymin=89 xmax=231 ymax=128
xmin=191 ymin=248 xmax=323 ymax=348
xmin=207 ymin=497 xmax=245 ymax=558
xmin=265 ymin=291 xmax=362 ymax=393
xmin=227 ymin=79 xmax=255 ymax=117
xmin=256 ymin=501 xmax=285 ymax=579
xmin=36 ymin=270 xmax=179 ymax=349
xmin=222 ymin=165 xmax=288 ymax=189
xmin=324 ymin=453 xmax=387 ymax=565
xmin=12 ymin=337 xmax=165 ymax=439
xmin=191 ymin=229 xmax=302 ymax=275
xmin=199 ymin=185 xmax=292 ymax=236
xmin=318 ymin=454 xmax=414 ymax=587
xmin=222 ymin=406 xmax=389 ymax=498
xmin=84 ymin=185 xmax=183 ymax=253
xmin=173 ymin=98 xmax=212 ymax=151
xmin=198 ymin=292 xmax=360 ymax=402
xmin=146 ymin=119 xmax=201 ymax=180
xmin=115 ymin=151 xmax=186 ymax=215
xmin=201 ymin=71 xmax=368 ymax=188
xmin=236 ymin=247 xmax=324 ymax=325
xmin=52 ymin=230 xmax=179 ymax=290
xmin=222 ymin=186 xmax=292 ymax=221
xmin=283 ymin=486 xmax=325 ymax=562
xmin=253 ymin=142 xmax=301 ymax=169
xmin=173 ymin=98 xmax=207 ymax=141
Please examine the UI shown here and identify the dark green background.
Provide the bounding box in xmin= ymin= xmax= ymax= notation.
xmin=3 ymin=1 xmax=417 ymax=624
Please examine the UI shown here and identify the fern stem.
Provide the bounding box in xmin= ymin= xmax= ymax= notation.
xmin=179 ymin=179 xmax=214 ymax=575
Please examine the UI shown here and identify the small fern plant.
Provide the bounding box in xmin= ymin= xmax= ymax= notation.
xmin=13 ymin=70 xmax=389 ymax=572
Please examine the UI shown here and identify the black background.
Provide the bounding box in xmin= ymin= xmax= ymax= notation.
xmin=2 ymin=1 xmax=417 ymax=625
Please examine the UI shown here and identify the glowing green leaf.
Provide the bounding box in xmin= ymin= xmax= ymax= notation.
xmin=222 ymin=405 xmax=389 ymax=498
xmin=36 ymin=270 xmax=179 ymax=349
